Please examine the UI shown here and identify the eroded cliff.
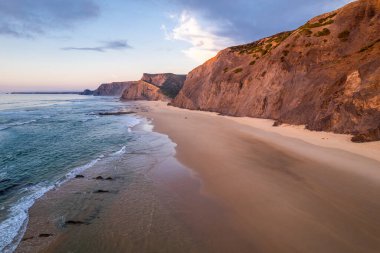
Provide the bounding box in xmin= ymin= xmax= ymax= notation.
xmin=121 ymin=73 xmax=186 ymax=101
xmin=173 ymin=0 xmax=380 ymax=142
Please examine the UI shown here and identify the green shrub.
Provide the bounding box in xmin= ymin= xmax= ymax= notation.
xmin=300 ymin=13 xmax=336 ymax=30
xmin=301 ymin=29 xmax=313 ymax=37
xmin=315 ymin=28 xmax=331 ymax=37
xmin=282 ymin=50 xmax=289 ymax=56
xmin=338 ymin=30 xmax=350 ymax=42
xmin=318 ymin=13 xmax=337 ymax=24
xmin=305 ymin=42 xmax=312 ymax=47
xmin=223 ymin=67 xmax=229 ymax=73
xmin=249 ymin=61 xmax=256 ymax=65
xmin=234 ymin=68 xmax=243 ymax=74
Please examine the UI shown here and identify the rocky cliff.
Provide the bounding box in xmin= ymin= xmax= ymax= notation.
xmin=141 ymin=73 xmax=187 ymax=98
xmin=121 ymin=73 xmax=186 ymax=101
xmin=173 ymin=0 xmax=380 ymax=142
xmin=93 ymin=82 xmax=132 ymax=96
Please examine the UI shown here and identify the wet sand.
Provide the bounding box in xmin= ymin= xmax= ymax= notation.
xmin=16 ymin=101 xmax=380 ymax=253
xmin=137 ymin=101 xmax=380 ymax=253
xmin=15 ymin=119 xmax=253 ymax=253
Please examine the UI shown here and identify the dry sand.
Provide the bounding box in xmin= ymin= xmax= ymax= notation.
xmin=137 ymin=101 xmax=380 ymax=253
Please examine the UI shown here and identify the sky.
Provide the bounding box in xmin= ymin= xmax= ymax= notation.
xmin=0 ymin=0 xmax=353 ymax=92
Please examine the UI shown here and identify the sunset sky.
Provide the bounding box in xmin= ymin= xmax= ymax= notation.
xmin=0 ymin=0 xmax=352 ymax=92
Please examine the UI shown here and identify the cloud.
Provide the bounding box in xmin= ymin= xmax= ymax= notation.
xmin=165 ymin=0 xmax=355 ymax=42
xmin=62 ymin=40 xmax=132 ymax=52
xmin=0 ymin=0 xmax=99 ymax=38
xmin=164 ymin=11 xmax=234 ymax=63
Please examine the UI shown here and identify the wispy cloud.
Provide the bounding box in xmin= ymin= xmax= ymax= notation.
xmin=163 ymin=11 xmax=234 ymax=63
xmin=163 ymin=0 xmax=355 ymax=42
xmin=0 ymin=0 xmax=99 ymax=38
xmin=62 ymin=40 xmax=132 ymax=52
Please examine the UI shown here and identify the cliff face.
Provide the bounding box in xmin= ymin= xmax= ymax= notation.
xmin=121 ymin=73 xmax=186 ymax=101
xmin=173 ymin=0 xmax=380 ymax=142
xmin=120 ymin=80 xmax=166 ymax=101
xmin=141 ymin=73 xmax=187 ymax=98
xmin=93 ymin=82 xmax=132 ymax=96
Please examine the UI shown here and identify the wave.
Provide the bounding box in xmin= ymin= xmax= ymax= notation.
xmin=0 ymin=157 xmax=100 ymax=253
xmin=0 ymin=120 xmax=37 ymax=131
xmin=0 ymin=145 xmax=131 ymax=252
xmin=0 ymin=184 xmax=54 ymax=253
xmin=112 ymin=146 xmax=126 ymax=156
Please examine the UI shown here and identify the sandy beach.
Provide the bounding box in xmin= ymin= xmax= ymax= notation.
xmin=137 ymin=101 xmax=380 ymax=253
xmin=15 ymin=101 xmax=380 ymax=253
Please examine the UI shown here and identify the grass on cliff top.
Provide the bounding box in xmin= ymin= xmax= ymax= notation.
xmin=298 ymin=13 xmax=336 ymax=37
xmin=229 ymin=31 xmax=292 ymax=56
xmin=301 ymin=13 xmax=336 ymax=30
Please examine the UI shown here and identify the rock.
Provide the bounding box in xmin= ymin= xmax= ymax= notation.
xmin=65 ymin=220 xmax=86 ymax=225
xmin=121 ymin=73 xmax=186 ymax=101
xmin=98 ymin=111 xmax=136 ymax=116
xmin=93 ymin=190 xmax=110 ymax=193
xmin=80 ymin=89 xmax=94 ymax=95
xmin=273 ymin=120 xmax=283 ymax=127
xmin=105 ymin=177 xmax=113 ymax=181
xmin=140 ymin=73 xmax=187 ymax=98
xmin=351 ymin=126 xmax=380 ymax=142
xmin=38 ymin=234 xmax=54 ymax=238
xmin=95 ymin=176 xmax=104 ymax=180
xmin=120 ymin=80 xmax=168 ymax=101
xmin=93 ymin=82 xmax=132 ymax=96
xmin=22 ymin=236 xmax=34 ymax=241
xmin=75 ymin=175 xmax=84 ymax=178
xmin=172 ymin=0 xmax=380 ymax=142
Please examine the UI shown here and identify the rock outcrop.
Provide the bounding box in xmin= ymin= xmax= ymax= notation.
xmin=121 ymin=73 xmax=186 ymax=101
xmin=93 ymin=82 xmax=132 ymax=96
xmin=80 ymin=89 xmax=94 ymax=95
xmin=173 ymin=0 xmax=380 ymax=142
xmin=141 ymin=73 xmax=187 ymax=98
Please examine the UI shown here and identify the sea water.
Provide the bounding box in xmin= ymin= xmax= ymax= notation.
xmin=0 ymin=94 xmax=141 ymax=252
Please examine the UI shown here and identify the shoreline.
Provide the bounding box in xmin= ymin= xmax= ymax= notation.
xmin=14 ymin=116 xmax=243 ymax=253
xmin=136 ymin=101 xmax=380 ymax=253
xmin=12 ymin=100 xmax=380 ymax=253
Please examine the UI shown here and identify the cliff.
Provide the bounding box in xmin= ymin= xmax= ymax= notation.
xmin=173 ymin=0 xmax=380 ymax=142
xmin=121 ymin=73 xmax=186 ymax=101
xmin=141 ymin=73 xmax=187 ymax=98
xmin=93 ymin=82 xmax=132 ymax=96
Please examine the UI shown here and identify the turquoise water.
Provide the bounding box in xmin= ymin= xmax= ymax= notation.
xmin=0 ymin=94 xmax=141 ymax=252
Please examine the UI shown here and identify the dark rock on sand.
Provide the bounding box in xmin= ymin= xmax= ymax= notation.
xmin=351 ymin=126 xmax=380 ymax=142
xmin=95 ymin=176 xmax=104 ymax=180
xmin=98 ymin=111 xmax=136 ymax=116
xmin=105 ymin=177 xmax=113 ymax=181
xmin=39 ymin=234 xmax=54 ymax=238
xmin=65 ymin=220 xmax=87 ymax=225
xmin=75 ymin=175 xmax=85 ymax=178
xmin=93 ymin=190 xmax=110 ymax=193
xmin=22 ymin=236 xmax=34 ymax=241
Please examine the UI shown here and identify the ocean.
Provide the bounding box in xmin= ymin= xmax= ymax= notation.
xmin=0 ymin=94 xmax=144 ymax=252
